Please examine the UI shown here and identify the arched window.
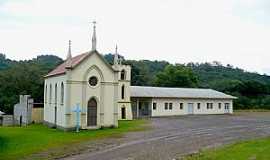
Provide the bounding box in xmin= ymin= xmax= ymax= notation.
xmin=45 ymin=85 xmax=47 ymax=103
xmin=121 ymin=70 xmax=126 ymax=80
xmin=49 ymin=84 xmax=52 ymax=104
xmin=121 ymin=85 xmax=125 ymax=99
xmin=55 ymin=84 xmax=57 ymax=105
xmin=61 ymin=82 xmax=64 ymax=104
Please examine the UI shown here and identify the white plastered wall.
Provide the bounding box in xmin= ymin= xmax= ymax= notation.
xmin=151 ymin=98 xmax=233 ymax=117
xmin=44 ymin=74 xmax=67 ymax=127
xmin=66 ymin=52 xmax=119 ymax=129
xmin=115 ymin=64 xmax=132 ymax=120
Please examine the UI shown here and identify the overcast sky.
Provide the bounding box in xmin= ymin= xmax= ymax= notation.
xmin=0 ymin=0 xmax=270 ymax=74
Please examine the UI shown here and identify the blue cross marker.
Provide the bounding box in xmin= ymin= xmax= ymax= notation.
xmin=72 ymin=103 xmax=82 ymax=132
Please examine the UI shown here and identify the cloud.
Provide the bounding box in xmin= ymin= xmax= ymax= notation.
xmin=0 ymin=0 xmax=270 ymax=74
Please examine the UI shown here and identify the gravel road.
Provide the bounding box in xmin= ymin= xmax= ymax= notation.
xmin=63 ymin=112 xmax=270 ymax=160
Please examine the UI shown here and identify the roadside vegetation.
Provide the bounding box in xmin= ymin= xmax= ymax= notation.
xmin=236 ymin=109 xmax=270 ymax=112
xmin=0 ymin=120 xmax=147 ymax=160
xmin=183 ymin=137 xmax=270 ymax=160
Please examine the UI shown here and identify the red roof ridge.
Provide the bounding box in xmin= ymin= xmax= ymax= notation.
xmin=45 ymin=50 xmax=117 ymax=78
xmin=45 ymin=52 xmax=89 ymax=78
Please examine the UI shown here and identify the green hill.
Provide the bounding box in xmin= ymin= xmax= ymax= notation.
xmin=0 ymin=53 xmax=270 ymax=114
xmin=0 ymin=54 xmax=62 ymax=113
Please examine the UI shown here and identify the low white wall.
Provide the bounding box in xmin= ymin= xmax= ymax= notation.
xmin=151 ymin=98 xmax=233 ymax=117
xmin=1 ymin=115 xmax=14 ymax=126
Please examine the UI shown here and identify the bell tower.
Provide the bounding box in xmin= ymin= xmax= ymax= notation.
xmin=112 ymin=46 xmax=132 ymax=120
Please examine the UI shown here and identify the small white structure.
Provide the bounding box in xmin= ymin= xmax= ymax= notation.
xmin=0 ymin=111 xmax=13 ymax=126
xmin=44 ymin=23 xmax=236 ymax=131
xmin=14 ymin=95 xmax=34 ymax=126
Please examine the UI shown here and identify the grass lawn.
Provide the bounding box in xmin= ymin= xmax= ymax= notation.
xmin=235 ymin=109 xmax=270 ymax=112
xmin=184 ymin=137 xmax=270 ymax=160
xmin=0 ymin=120 xmax=146 ymax=160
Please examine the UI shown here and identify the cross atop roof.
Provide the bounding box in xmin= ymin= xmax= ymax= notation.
xmin=91 ymin=21 xmax=97 ymax=51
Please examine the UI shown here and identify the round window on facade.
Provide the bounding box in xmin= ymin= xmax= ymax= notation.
xmin=89 ymin=76 xmax=98 ymax=86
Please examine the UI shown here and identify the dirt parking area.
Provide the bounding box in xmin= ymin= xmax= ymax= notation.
xmin=63 ymin=112 xmax=270 ymax=160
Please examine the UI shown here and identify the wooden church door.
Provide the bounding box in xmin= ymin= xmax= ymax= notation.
xmin=87 ymin=98 xmax=97 ymax=126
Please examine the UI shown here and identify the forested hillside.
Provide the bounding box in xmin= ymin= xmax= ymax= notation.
xmin=187 ymin=62 xmax=270 ymax=109
xmin=187 ymin=62 xmax=270 ymax=87
xmin=105 ymin=53 xmax=169 ymax=86
xmin=0 ymin=54 xmax=62 ymax=113
xmin=107 ymin=54 xmax=270 ymax=110
xmin=0 ymin=54 xmax=16 ymax=70
xmin=0 ymin=52 xmax=270 ymax=114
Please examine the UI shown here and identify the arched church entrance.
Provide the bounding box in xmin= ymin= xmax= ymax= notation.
xmin=87 ymin=98 xmax=97 ymax=126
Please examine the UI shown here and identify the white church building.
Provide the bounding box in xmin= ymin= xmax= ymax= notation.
xmin=44 ymin=24 xmax=236 ymax=130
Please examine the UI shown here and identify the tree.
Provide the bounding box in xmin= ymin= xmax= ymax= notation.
xmin=104 ymin=53 xmax=125 ymax=65
xmin=0 ymin=53 xmax=14 ymax=70
xmin=154 ymin=64 xmax=198 ymax=88
xmin=125 ymin=59 xmax=169 ymax=86
xmin=0 ymin=55 xmax=63 ymax=114
xmin=238 ymin=81 xmax=268 ymax=96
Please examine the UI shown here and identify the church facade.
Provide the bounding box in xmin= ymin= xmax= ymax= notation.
xmin=44 ymin=24 xmax=132 ymax=130
xmin=44 ymin=24 xmax=235 ymax=130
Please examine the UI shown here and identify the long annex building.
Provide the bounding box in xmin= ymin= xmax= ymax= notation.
xmin=44 ymin=24 xmax=236 ymax=130
xmin=130 ymin=86 xmax=234 ymax=118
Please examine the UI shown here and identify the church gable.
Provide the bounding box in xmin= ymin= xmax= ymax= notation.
xmin=70 ymin=51 xmax=117 ymax=82
xmin=45 ymin=22 xmax=116 ymax=79
xmin=45 ymin=51 xmax=115 ymax=78
xmin=44 ymin=22 xmax=122 ymax=130
xmin=45 ymin=53 xmax=89 ymax=78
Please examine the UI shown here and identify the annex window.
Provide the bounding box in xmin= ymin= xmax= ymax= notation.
xmin=121 ymin=85 xmax=125 ymax=99
xmin=169 ymin=103 xmax=173 ymax=110
xmin=61 ymin=82 xmax=64 ymax=104
xmin=55 ymin=84 xmax=57 ymax=104
xmin=153 ymin=102 xmax=157 ymax=110
xmin=180 ymin=103 xmax=183 ymax=110
xmin=121 ymin=70 xmax=126 ymax=80
xmin=164 ymin=103 xmax=168 ymax=110
xmin=197 ymin=103 xmax=201 ymax=109
xmin=207 ymin=103 xmax=213 ymax=109
xmin=225 ymin=103 xmax=230 ymax=109
xmin=218 ymin=103 xmax=222 ymax=109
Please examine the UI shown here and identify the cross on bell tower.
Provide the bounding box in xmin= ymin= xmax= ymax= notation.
xmin=65 ymin=40 xmax=72 ymax=69
xmin=114 ymin=44 xmax=119 ymax=65
xmin=91 ymin=21 xmax=97 ymax=51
